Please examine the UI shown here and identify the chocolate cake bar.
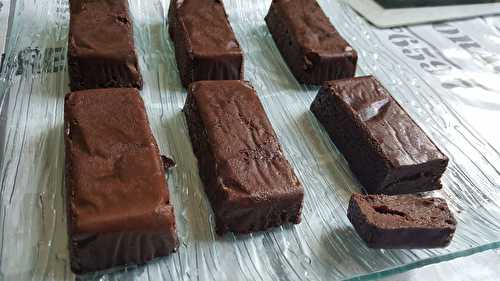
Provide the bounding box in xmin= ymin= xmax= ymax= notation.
xmin=168 ymin=0 xmax=244 ymax=88
xmin=310 ymin=76 xmax=448 ymax=195
xmin=265 ymin=0 xmax=357 ymax=85
xmin=68 ymin=0 xmax=143 ymax=91
xmin=64 ymin=88 xmax=177 ymax=274
xmin=183 ymin=80 xmax=303 ymax=234
xmin=347 ymin=193 xmax=456 ymax=248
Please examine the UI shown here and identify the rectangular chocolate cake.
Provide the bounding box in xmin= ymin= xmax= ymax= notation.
xmin=64 ymin=88 xmax=177 ymax=274
xmin=168 ymin=0 xmax=244 ymax=88
xmin=183 ymin=80 xmax=303 ymax=234
xmin=265 ymin=0 xmax=357 ymax=85
xmin=68 ymin=0 xmax=143 ymax=91
xmin=347 ymin=193 xmax=456 ymax=248
xmin=310 ymin=76 xmax=448 ymax=195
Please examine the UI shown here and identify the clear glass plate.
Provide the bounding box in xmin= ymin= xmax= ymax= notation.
xmin=0 ymin=0 xmax=499 ymax=280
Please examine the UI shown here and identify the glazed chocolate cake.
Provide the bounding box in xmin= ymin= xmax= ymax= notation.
xmin=64 ymin=88 xmax=177 ymax=273
xmin=168 ymin=0 xmax=244 ymax=87
xmin=68 ymin=0 xmax=143 ymax=90
xmin=265 ymin=0 xmax=357 ymax=84
xmin=311 ymin=76 xmax=448 ymax=195
xmin=183 ymin=80 xmax=303 ymax=234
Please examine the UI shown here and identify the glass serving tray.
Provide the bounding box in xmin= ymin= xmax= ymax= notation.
xmin=0 ymin=0 xmax=499 ymax=280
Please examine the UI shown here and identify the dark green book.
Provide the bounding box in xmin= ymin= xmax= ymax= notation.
xmin=375 ymin=0 xmax=498 ymax=8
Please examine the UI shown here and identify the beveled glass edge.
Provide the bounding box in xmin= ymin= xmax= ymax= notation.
xmin=345 ymin=241 xmax=500 ymax=280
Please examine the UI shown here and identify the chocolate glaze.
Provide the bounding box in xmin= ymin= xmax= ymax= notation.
xmin=168 ymin=0 xmax=244 ymax=88
xmin=64 ymin=88 xmax=177 ymax=274
xmin=347 ymin=193 xmax=456 ymax=248
xmin=68 ymin=0 xmax=143 ymax=91
xmin=265 ymin=0 xmax=357 ymax=85
xmin=310 ymin=76 xmax=448 ymax=194
xmin=183 ymin=80 xmax=303 ymax=234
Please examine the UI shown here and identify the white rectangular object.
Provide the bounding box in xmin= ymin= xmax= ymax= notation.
xmin=345 ymin=0 xmax=500 ymax=27
xmin=0 ymin=0 xmax=12 ymax=56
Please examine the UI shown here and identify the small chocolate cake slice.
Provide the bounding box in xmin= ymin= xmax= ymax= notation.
xmin=168 ymin=0 xmax=244 ymax=88
xmin=65 ymin=88 xmax=177 ymax=274
xmin=265 ymin=0 xmax=357 ymax=85
xmin=68 ymin=0 xmax=143 ymax=91
xmin=310 ymin=76 xmax=448 ymax=195
xmin=184 ymin=80 xmax=303 ymax=234
xmin=347 ymin=193 xmax=456 ymax=248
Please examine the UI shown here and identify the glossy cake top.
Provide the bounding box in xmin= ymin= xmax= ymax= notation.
xmin=324 ymin=76 xmax=447 ymax=167
xmin=271 ymin=0 xmax=354 ymax=56
xmin=188 ymin=80 xmax=303 ymax=205
xmin=69 ymin=0 xmax=137 ymax=62
xmin=172 ymin=0 xmax=242 ymax=57
xmin=65 ymin=88 xmax=172 ymax=234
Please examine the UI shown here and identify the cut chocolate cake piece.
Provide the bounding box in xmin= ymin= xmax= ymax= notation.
xmin=347 ymin=193 xmax=456 ymax=248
